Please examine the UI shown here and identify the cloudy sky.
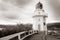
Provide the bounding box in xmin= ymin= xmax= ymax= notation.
xmin=0 ymin=0 xmax=60 ymax=25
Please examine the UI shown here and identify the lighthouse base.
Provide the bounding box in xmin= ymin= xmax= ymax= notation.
xmin=38 ymin=31 xmax=47 ymax=35
xmin=38 ymin=31 xmax=47 ymax=40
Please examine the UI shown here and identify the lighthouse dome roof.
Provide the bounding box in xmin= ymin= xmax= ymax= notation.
xmin=36 ymin=2 xmax=43 ymax=9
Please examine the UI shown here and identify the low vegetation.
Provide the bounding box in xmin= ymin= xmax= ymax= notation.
xmin=0 ymin=24 xmax=32 ymax=38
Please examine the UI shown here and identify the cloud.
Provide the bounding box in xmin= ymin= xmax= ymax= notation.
xmin=0 ymin=1 xmax=25 ymax=20
xmin=0 ymin=4 xmax=7 ymax=11
xmin=47 ymin=0 xmax=60 ymax=21
xmin=1 ymin=0 xmax=57 ymax=24
xmin=2 ymin=0 xmax=33 ymax=7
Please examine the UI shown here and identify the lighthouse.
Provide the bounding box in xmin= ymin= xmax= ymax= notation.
xmin=33 ymin=2 xmax=48 ymax=33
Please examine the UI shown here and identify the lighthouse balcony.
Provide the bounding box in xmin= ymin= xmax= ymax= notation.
xmin=33 ymin=15 xmax=47 ymax=18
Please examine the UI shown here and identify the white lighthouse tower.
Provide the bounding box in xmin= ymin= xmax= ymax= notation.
xmin=33 ymin=2 xmax=48 ymax=33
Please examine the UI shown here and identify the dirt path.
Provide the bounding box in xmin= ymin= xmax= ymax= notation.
xmin=24 ymin=34 xmax=60 ymax=40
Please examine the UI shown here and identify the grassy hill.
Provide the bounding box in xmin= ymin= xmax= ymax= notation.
xmin=0 ymin=24 xmax=32 ymax=38
xmin=47 ymin=23 xmax=60 ymax=30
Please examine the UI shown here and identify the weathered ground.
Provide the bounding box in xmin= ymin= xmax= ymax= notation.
xmin=24 ymin=33 xmax=60 ymax=40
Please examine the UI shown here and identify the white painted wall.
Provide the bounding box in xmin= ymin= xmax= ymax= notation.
xmin=33 ymin=8 xmax=48 ymax=31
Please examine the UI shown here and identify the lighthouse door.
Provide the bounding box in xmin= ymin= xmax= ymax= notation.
xmin=38 ymin=24 xmax=40 ymax=31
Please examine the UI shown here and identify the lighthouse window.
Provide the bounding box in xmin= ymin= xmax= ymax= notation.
xmin=38 ymin=24 xmax=40 ymax=28
xmin=38 ymin=19 xmax=40 ymax=21
xmin=38 ymin=24 xmax=40 ymax=27
xmin=43 ymin=22 xmax=45 ymax=25
xmin=38 ymin=12 xmax=40 ymax=14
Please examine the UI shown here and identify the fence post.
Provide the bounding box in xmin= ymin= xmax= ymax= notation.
xmin=18 ymin=34 xmax=21 ymax=40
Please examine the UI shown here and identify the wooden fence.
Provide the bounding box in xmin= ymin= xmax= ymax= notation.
xmin=0 ymin=30 xmax=38 ymax=40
